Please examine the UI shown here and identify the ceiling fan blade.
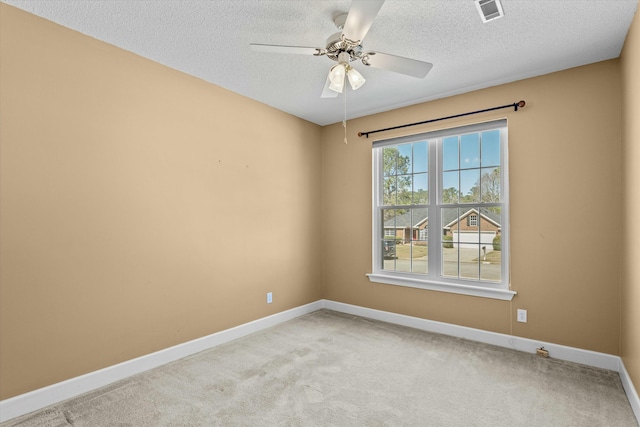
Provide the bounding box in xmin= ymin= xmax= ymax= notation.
xmin=341 ymin=0 xmax=385 ymax=43
xmin=363 ymin=52 xmax=433 ymax=78
xmin=250 ymin=44 xmax=323 ymax=55
xmin=321 ymin=73 xmax=340 ymax=98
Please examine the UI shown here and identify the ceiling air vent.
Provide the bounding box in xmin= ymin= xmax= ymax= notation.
xmin=475 ymin=0 xmax=504 ymax=23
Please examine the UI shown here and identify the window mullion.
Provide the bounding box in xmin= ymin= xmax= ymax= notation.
xmin=428 ymin=139 xmax=439 ymax=278
xmin=372 ymin=148 xmax=383 ymax=273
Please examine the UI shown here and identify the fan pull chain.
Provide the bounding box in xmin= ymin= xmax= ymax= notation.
xmin=343 ymin=85 xmax=348 ymax=144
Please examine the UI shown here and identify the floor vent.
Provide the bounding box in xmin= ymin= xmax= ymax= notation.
xmin=475 ymin=0 xmax=504 ymax=23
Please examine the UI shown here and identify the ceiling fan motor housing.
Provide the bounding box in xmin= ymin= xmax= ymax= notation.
xmin=325 ymin=12 xmax=363 ymax=63
xmin=325 ymin=31 xmax=363 ymax=62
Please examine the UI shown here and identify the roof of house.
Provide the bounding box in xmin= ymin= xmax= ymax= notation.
xmin=383 ymin=208 xmax=428 ymax=229
xmin=443 ymin=208 xmax=501 ymax=229
xmin=384 ymin=207 xmax=500 ymax=229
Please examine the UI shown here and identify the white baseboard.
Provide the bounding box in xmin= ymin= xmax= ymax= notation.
xmin=321 ymin=299 xmax=640 ymax=424
xmin=320 ymin=300 xmax=619 ymax=369
xmin=2 ymin=299 xmax=638 ymax=425
xmin=0 ymin=301 xmax=322 ymax=423
xmin=619 ymin=358 xmax=640 ymax=422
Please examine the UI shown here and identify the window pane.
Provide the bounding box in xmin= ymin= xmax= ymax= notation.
xmin=412 ymin=207 xmax=428 ymax=274
xmin=397 ymin=175 xmax=412 ymax=205
xmin=481 ymin=130 xmax=500 ymax=167
xmin=482 ymin=206 xmax=502 ymax=224
xmin=480 ymin=244 xmax=501 ymax=282
xmin=411 ymin=241 xmax=428 ymax=274
xmin=440 ymin=208 xmax=459 ymax=248
xmin=480 ymin=167 xmax=501 ymax=202
xmin=382 ymin=238 xmax=396 ymax=270
xmin=479 ymin=206 xmax=502 ymax=282
xmin=460 ymin=169 xmax=480 ymax=203
xmin=442 ymin=207 xmax=458 ymax=278
xmin=413 ymin=173 xmax=428 ymax=205
xmin=412 ymin=208 xmax=429 ymax=236
xmin=443 ymin=136 xmax=458 ymax=171
xmin=383 ymin=176 xmax=397 ymax=205
xmin=442 ymin=172 xmax=459 ymax=204
xmin=460 ymin=133 xmax=480 ymax=168
xmin=382 ymin=209 xmax=398 ymax=271
xmin=413 ymin=141 xmax=428 ymax=173
xmin=397 ymin=143 xmax=412 ymax=175
xmin=442 ymin=207 xmax=459 ymax=240
xmin=442 ymin=242 xmax=459 ymax=278
xmin=383 ymin=147 xmax=398 ymax=176
xmin=382 ymin=208 xmax=395 ymax=235
xmin=456 ymin=208 xmax=479 ymax=280
xmin=460 ymin=245 xmax=480 ymax=280
xmin=395 ymin=238 xmax=412 ymax=273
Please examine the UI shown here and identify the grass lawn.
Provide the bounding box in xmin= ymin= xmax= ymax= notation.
xmin=395 ymin=244 xmax=428 ymax=259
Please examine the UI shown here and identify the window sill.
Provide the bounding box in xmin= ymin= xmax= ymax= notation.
xmin=366 ymin=273 xmax=516 ymax=301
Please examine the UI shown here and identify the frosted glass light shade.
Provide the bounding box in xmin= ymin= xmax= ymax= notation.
xmin=328 ymin=64 xmax=346 ymax=93
xmin=347 ymin=68 xmax=366 ymax=90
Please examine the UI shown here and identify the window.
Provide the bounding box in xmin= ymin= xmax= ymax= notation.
xmin=368 ymin=120 xmax=515 ymax=301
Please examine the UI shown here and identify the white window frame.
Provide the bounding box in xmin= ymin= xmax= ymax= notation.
xmin=367 ymin=120 xmax=515 ymax=301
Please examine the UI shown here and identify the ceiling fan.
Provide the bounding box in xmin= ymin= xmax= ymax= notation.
xmin=250 ymin=0 xmax=433 ymax=98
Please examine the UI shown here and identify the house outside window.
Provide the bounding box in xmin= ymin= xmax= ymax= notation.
xmin=368 ymin=119 xmax=514 ymax=301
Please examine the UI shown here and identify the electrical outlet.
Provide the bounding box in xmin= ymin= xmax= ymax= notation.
xmin=266 ymin=292 xmax=273 ymax=304
xmin=517 ymin=309 xmax=527 ymax=323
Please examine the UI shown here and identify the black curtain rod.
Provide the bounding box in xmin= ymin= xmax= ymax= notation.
xmin=358 ymin=100 xmax=526 ymax=138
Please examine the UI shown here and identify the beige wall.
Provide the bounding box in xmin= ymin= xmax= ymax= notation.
xmin=322 ymin=60 xmax=623 ymax=354
xmin=621 ymin=1 xmax=640 ymax=396
xmin=0 ymin=4 xmax=322 ymax=399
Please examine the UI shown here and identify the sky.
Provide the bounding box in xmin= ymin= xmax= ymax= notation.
xmin=391 ymin=129 xmax=501 ymax=203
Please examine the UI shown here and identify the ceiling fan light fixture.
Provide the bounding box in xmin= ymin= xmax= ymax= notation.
xmin=328 ymin=63 xmax=346 ymax=93
xmin=329 ymin=78 xmax=345 ymax=93
xmin=329 ymin=63 xmax=346 ymax=84
xmin=347 ymin=67 xmax=366 ymax=90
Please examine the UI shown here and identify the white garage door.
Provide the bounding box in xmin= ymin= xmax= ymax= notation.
xmin=452 ymin=231 xmax=497 ymax=249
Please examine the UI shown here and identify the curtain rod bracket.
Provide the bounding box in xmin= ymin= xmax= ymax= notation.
xmin=358 ymin=100 xmax=526 ymax=139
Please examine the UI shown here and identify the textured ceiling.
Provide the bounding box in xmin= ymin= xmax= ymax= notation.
xmin=3 ymin=0 xmax=638 ymax=125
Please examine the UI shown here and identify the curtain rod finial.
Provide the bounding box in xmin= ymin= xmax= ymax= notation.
xmin=517 ymin=100 xmax=526 ymax=108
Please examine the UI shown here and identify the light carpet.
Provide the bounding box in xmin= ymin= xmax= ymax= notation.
xmin=2 ymin=309 xmax=637 ymax=426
